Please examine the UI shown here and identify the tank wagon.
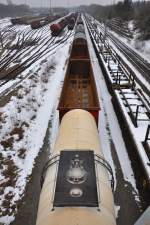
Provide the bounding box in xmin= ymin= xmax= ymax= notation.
xmin=58 ymin=20 xmax=100 ymax=125
xmin=36 ymin=109 xmax=116 ymax=225
xmin=50 ymin=13 xmax=77 ymax=36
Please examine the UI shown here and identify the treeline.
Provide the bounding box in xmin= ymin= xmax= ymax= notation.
xmin=32 ymin=7 xmax=68 ymax=15
xmin=53 ymin=7 xmax=69 ymax=14
xmin=0 ymin=4 xmax=30 ymax=17
xmin=79 ymin=1 xmax=150 ymax=40
xmin=134 ymin=2 xmax=150 ymax=40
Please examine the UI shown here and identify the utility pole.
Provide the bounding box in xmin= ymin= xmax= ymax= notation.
xmin=40 ymin=0 xmax=43 ymax=11
xmin=50 ymin=0 xmax=52 ymax=15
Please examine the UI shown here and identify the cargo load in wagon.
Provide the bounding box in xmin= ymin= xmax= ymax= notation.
xmin=58 ymin=59 xmax=100 ymax=126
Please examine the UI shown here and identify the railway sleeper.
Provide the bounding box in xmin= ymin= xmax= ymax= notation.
xmin=112 ymin=83 xmax=134 ymax=90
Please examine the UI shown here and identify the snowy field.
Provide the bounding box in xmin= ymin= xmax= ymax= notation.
xmin=0 ymin=18 xmax=74 ymax=224
xmin=109 ymin=27 xmax=150 ymax=64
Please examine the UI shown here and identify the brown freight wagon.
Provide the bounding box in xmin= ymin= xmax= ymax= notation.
xmin=58 ymin=25 xmax=100 ymax=126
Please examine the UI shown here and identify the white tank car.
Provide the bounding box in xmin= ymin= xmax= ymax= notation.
xmin=36 ymin=109 xmax=116 ymax=225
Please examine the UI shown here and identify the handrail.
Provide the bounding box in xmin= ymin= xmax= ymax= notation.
xmin=40 ymin=154 xmax=60 ymax=187
xmin=41 ymin=152 xmax=115 ymax=193
xmin=94 ymin=154 xmax=115 ymax=192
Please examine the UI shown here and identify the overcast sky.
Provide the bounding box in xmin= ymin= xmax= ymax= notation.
xmin=0 ymin=0 xmax=148 ymax=7
xmin=0 ymin=0 xmax=124 ymax=7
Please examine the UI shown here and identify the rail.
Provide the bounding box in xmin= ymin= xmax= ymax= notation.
xmin=118 ymin=87 xmax=150 ymax=127
xmin=85 ymin=15 xmax=150 ymax=128
xmin=85 ymin=14 xmax=150 ymax=97
xmin=85 ymin=16 xmax=135 ymax=88
xmin=144 ymin=124 xmax=150 ymax=143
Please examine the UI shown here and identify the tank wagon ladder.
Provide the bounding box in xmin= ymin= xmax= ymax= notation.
xmin=41 ymin=154 xmax=60 ymax=188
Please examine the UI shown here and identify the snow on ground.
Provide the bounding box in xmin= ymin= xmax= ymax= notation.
xmin=115 ymin=90 xmax=150 ymax=181
xmin=0 ymin=33 xmax=73 ymax=224
xmin=128 ymin=20 xmax=134 ymax=32
xmin=0 ymin=18 xmax=52 ymax=68
xmin=107 ymin=38 xmax=150 ymax=94
xmin=0 ymin=19 xmax=73 ymax=99
xmin=115 ymin=205 xmax=121 ymax=218
xmin=85 ymin=16 xmax=150 ymax=203
xmin=93 ymin=17 xmax=150 ymax=64
xmin=108 ymin=25 xmax=150 ymax=64
xmin=84 ymin=18 xmax=140 ymax=197
xmin=0 ymin=18 xmax=11 ymax=29
xmin=91 ymin=17 xmax=150 ymax=92
xmin=94 ymin=23 xmax=150 ymax=180
xmin=48 ymin=110 xmax=59 ymax=152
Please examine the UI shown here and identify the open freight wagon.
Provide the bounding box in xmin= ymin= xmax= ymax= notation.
xmin=58 ymin=20 xmax=100 ymax=126
xmin=58 ymin=58 xmax=100 ymax=125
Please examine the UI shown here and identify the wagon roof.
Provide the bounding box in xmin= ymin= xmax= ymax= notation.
xmin=74 ymin=32 xmax=86 ymax=40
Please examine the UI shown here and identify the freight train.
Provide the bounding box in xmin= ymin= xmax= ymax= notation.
xmin=50 ymin=13 xmax=77 ymax=36
xmin=11 ymin=15 xmax=60 ymax=29
xmin=11 ymin=15 xmax=44 ymax=25
xmin=31 ymin=15 xmax=60 ymax=29
xmin=36 ymin=17 xmax=116 ymax=225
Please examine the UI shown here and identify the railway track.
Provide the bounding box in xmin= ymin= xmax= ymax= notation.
xmin=85 ymin=15 xmax=150 ymax=192
xmin=0 ymin=23 xmax=72 ymax=72
xmin=0 ymin=27 xmax=74 ymax=91
xmin=86 ymin=16 xmax=150 ymax=97
xmin=0 ymin=15 xmax=77 ymax=99
xmin=108 ymin=34 xmax=150 ymax=83
xmin=106 ymin=18 xmax=133 ymax=40
xmin=96 ymin=21 xmax=150 ymax=85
